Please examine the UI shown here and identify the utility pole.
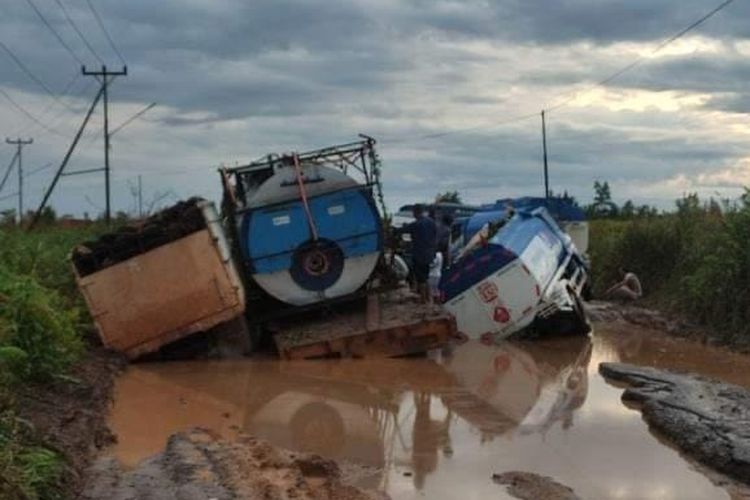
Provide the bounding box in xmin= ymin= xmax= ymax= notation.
xmin=30 ymin=85 xmax=104 ymax=230
xmin=82 ymin=64 xmax=127 ymax=224
xmin=6 ymin=137 xmax=32 ymax=224
xmin=541 ymin=110 xmax=549 ymax=200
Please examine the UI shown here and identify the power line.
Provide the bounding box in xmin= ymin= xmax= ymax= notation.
xmin=15 ymin=72 xmax=82 ymax=137
xmin=24 ymin=0 xmax=84 ymax=66
xmin=30 ymin=84 xmax=104 ymax=229
xmin=0 ymin=152 xmax=18 ymax=193
xmin=545 ymin=0 xmax=737 ymax=112
xmin=52 ymin=0 xmax=105 ymax=65
xmin=380 ymin=111 xmax=540 ymax=144
xmin=0 ymin=87 xmax=69 ymax=138
xmin=84 ymin=0 xmax=126 ymax=65
xmin=37 ymin=78 xmax=99 ymax=135
xmin=0 ymin=38 xmax=81 ymax=118
xmin=26 ymin=162 xmax=54 ymax=178
xmin=0 ymin=40 xmax=60 ymax=99
xmin=381 ymin=0 xmax=736 ymax=145
xmin=110 ymin=102 xmax=157 ymax=137
xmin=0 ymin=191 xmax=19 ymax=203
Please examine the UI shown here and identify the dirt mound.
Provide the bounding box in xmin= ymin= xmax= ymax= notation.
xmin=72 ymin=197 xmax=207 ymax=277
xmin=82 ymin=429 xmax=388 ymax=500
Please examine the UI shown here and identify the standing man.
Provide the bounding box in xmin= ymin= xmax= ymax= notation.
xmin=401 ymin=204 xmax=438 ymax=304
xmin=436 ymin=213 xmax=453 ymax=268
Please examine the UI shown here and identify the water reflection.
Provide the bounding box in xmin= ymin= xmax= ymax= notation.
xmin=109 ymin=329 xmax=744 ymax=499
xmin=440 ymin=337 xmax=591 ymax=437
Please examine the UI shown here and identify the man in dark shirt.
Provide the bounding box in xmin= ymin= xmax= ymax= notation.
xmin=401 ymin=204 xmax=438 ymax=303
xmin=436 ymin=213 xmax=453 ymax=268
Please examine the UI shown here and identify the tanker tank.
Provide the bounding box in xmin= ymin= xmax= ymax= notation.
xmin=221 ymin=138 xmax=384 ymax=307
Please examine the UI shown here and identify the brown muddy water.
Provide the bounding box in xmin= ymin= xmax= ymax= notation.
xmin=108 ymin=323 xmax=750 ymax=499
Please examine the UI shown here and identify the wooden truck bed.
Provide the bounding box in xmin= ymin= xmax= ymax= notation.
xmin=274 ymin=290 xmax=459 ymax=359
xmin=73 ymin=202 xmax=246 ymax=359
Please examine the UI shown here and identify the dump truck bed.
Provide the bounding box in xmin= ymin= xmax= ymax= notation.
xmin=274 ymin=290 xmax=459 ymax=359
xmin=73 ymin=201 xmax=246 ymax=359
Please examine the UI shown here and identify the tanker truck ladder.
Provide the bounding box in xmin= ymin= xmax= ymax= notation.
xmin=274 ymin=289 xmax=460 ymax=360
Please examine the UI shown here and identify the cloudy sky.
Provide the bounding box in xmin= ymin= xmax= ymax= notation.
xmin=0 ymin=0 xmax=748 ymax=217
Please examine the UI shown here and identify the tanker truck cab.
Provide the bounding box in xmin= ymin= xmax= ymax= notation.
xmin=440 ymin=207 xmax=589 ymax=343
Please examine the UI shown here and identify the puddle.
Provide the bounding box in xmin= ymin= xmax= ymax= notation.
xmin=109 ymin=322 xmax=750 ymax=499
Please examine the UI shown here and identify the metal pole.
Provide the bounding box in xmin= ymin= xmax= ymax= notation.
xmin=29 ymin=86 xmax=104 ymax=230
xmin=82 ymin=64 xmax=126 ymax=225
xmin=0 ymin=152 xmax=17 ymax=193
xmin=6 ymin=137 xmax=32 ymax=224
xmin=541 ymin=110 xmax=549 ymax=199
xmin=18 ymin=141 xmax=22 ymax=221
xmin=102 ymin=66 xmax=111 ymax=224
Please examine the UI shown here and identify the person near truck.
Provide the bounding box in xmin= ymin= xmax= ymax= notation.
xmin=399 ymin=204 xmax=438 ymax=304
xmin=437 ymin=213 xmax=453 ymax=269
xmin=605 ymin=267 xmax=642 ymax=301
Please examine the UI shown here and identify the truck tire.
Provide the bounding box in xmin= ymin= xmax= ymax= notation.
xmin=568 ymin=288 xmax=591 ymax=335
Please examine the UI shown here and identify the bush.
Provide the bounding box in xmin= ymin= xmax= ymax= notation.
xmin=0 ymin=268 xmax=82 ymax=382
xmin=0 ymin=226 xmax=103 ymax=304
xmin=0 ymin=399 xmax=65 ymax=500
xmin=0 ymin=226 xmax=105 ymax=500
xmin=589 ymin=194 xmax=750 ymax=344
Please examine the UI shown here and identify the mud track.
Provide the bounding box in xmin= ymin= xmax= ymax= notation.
xmin=82 ymin=428 xmax=388 ymax=500
xmin=600 ymin=362 xmax=750 ymax=484
xmin=492 ymin=471 xmax=580 ymax=500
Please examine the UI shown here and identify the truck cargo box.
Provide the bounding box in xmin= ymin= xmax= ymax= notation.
xmin=72 ymin=200 xmax=246 ymax=359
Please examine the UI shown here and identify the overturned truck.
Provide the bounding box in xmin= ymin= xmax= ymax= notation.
xmin=440 ymin=205 xmax=590 ymax=343
xmin=71 ymin=199 xmax=246 ymax=359
xmin=219 ymin=138 xmax=385 ymax=310
xmin=72 ymin=138 xmax=458 ymax=359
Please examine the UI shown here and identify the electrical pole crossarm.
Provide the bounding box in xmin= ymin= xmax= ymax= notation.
xmin=81 ymin=65 xmax=127 ymax=77
xmin=6 ymin=138 xmax=33 ymax=145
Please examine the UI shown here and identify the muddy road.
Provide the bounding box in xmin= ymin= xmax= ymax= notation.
xmin=96 ymin=322 xmax=750 ymax=499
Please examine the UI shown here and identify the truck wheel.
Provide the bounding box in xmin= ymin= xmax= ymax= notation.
xmin=569 ymin=288 xmax=591 ymax=335
xmin=582 ymin=282 xmax=593 ymax=301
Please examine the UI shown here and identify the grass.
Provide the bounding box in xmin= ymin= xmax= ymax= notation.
xmin=588 ymin=194 xmax=750 ymax=347
xmin=0 ymin=224 xmax=106 ymax=499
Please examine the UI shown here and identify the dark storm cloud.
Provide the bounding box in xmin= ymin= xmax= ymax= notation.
xmin=1 ymin=0 xmax=746 ymax=119
xmin=390 ymin=0 xmax=750 ymax=45
xmin=0 ymin=0 xmax=749 ymax=216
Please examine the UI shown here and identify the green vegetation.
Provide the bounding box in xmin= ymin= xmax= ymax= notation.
xmin=0 ymin=224 xmax=104 ymax=499
xmin=589 ymin=192 xmax=750 ymax=347
xmin=434 ymin=190 xmax=463 ymax=204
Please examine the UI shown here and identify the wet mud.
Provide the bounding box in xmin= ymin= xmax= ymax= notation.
xmin=101 ymin=323 xmax=750 ymax=499
xmin=586 ymin=300 xmax=744 ymax=351
xmin=492 ymin=471 xmax=580 ymax=500
xmin=82 ymin=428 xmax=386 ymax=500
xmin=18 ymin=347 xmax=125 ymax=495
xmin=600 ymin=362 xmax=750 ymax=484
